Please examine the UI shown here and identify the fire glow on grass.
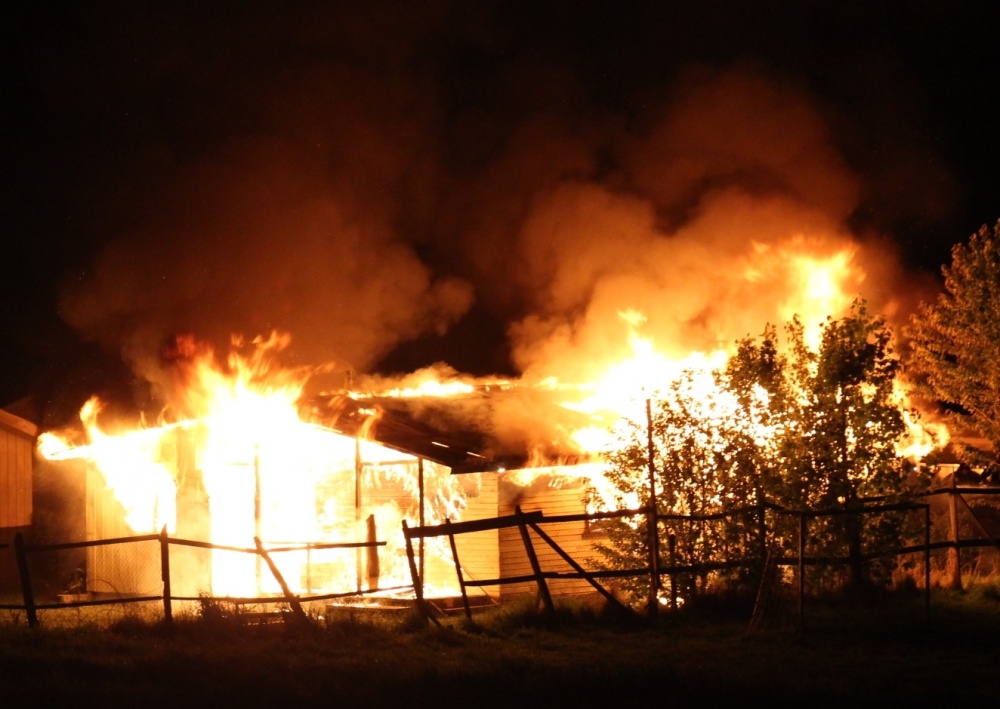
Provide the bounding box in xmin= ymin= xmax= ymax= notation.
xmin=37 ymin=236 xmax=946 ymax=599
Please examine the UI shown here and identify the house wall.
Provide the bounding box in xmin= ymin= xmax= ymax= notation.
xmin=451 ymin=473 xmax=499 ymax=598
xmin=0 ymin=410 xmax=34 ymax=529
xmin=0 ymin=410 xmax=36 ymax=591
xmin=86 ymin=466 xmax=162 ymax=596
xmin=79 ymin=444 xmax=614 ymax=605
xmin=498 ymin=471 xmax=603 ymax=601
xmin=80 ymin=425 xmax=501 ymax=599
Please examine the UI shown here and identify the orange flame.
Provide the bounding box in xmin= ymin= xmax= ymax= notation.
xmin=38 ymin=236 xmax=949 ymax=598
xmin=39 ymin=334 xmax=475 ymax=598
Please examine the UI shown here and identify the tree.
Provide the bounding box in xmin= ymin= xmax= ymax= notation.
xmin=597 ymin=366 xmax=766 ymax=601
xmin=786 ymin=303 xmax=909 ymax=587
xmin=774 ymin=305 xmax=909 ymax=502
xmin=592 ymin=301 xmax=914 ymax=603
xmin=906 ymin=220 xmax=1000 ymax=458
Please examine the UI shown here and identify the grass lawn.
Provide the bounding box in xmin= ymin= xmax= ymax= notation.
xmin=1 ymin=587 xmax=998 ymax=707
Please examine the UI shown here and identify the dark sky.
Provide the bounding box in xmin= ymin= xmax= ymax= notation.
xmin=4 ymin=1 xmax=999 ymax=426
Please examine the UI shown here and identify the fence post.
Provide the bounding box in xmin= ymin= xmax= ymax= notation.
xmin=444 ymin=518 xmax=472 ymax=621
xmin=797 ymin=513 xmax=806 ymax=636
xmin=668 ymin=534 xmax=677 ymax=611
xmin=515 ymin=505 xmax=554 ymax=616
xmin=366 ymin=514 xmax=380 ymax=591
xmin=401 ymin=520 xmax=438 ymax=627
xmin=13 ymin=532 xmax=37 ymax=628
xmin=159 ymin=526 xmax=173 ymax=629
xmin=924 ymin=504 xmax=931 ymax=626
xmin=645 ymin=398 xmax=660 ymax=618
xmin=947 ymin=475 xmax=962 ymax=589
xmin=253 ymin=537 xmax=310 ymax=630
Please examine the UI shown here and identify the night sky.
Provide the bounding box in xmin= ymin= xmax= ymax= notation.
xmin=4 ymin=1 xmax=999 ymax=427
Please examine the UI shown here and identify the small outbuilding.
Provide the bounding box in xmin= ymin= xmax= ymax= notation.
xmin=0 ymin=408 xmax=36 ymax=590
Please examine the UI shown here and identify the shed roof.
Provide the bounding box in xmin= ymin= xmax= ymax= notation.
xmin=0 ymin=408 xmax=37 ymax=439
xmin=306 ymin=388 xmax=592 ymax=473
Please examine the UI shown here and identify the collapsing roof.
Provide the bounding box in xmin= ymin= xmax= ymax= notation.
xmin=306 ymin=387 xmax=595 ymax=473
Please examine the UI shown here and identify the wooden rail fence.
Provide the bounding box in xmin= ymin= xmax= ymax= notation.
xmin=398 ymin=487 xmax=1000 ymax=629
xmin=0 ymin=529 xmax=387 ymax=629
xmin=402 ymin=505 xmax=634 ymax=625
xmin=3 ymin=486 xmax=997 ymax=631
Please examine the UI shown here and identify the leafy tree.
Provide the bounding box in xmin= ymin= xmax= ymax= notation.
xmin=795 ymin=305 xmax=907 ymax=503
xmin=727 ymin=305 xmax=910 ymax=588
xmin=597 ymin=367 xmax=763 ymax=601
xmin=592 ymin=301 xmax=914 ymax=603
xmin=785 ymin=303 xmax=909 ymax=586
xmin=906 ymin=220 xmax=1000 ymax=459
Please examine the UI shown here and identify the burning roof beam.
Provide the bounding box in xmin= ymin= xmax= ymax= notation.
xmin=307 ymin=393 xmax=512 ymax=473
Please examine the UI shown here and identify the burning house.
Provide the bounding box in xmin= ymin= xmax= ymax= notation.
xmin=37 ymin=347 xmax=608 ymax=604
xmin=34 ymin=270 xmax=952 ymax=607
xmin=33 ymin=194 xmax=953 ymax=606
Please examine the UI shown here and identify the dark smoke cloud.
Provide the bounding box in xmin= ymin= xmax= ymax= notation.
xmin=622 ymin=65 xmax=862 ymax=221
xmin=47 ymin=2 xmax=965 ymax=408
xmin=60 ymin=134 xmax=473 ymax=392
xmin=466 ymin=65 xmax=917 ymax=382
xmin=57 ymin=4 xmax=475 ymax=394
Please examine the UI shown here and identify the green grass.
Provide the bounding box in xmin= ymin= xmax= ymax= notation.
xmin=1 ymin=590 xmax=998 ymax=707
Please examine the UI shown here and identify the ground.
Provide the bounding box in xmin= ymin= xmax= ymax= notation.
xmin=0 ymin=590 xmax=998 ymax=706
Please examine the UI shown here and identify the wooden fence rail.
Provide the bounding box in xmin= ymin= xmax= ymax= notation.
xmin=1 ymin=530 xmax=386 ymax=628
xmin=402 ymin=506 xmax=634 ymax=625
xmin=4 ymin=486 xmax=996 ymax=631
xmin=399 ymin=498 xmax=947 ymax=629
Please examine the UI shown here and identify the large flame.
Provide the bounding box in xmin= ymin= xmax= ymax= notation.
xmin=477 ymin=236 xmax=939 ymax=495
xmin=39 ymin=335 xmax=474 ymax=598
xmin=38 ymin=233 xmax=947 ymax=598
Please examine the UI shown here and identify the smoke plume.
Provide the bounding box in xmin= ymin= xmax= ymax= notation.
xmin=54 ymin=6 xmax=943 ymax=418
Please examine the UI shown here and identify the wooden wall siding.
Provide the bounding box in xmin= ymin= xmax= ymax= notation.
xmin=498 ymin=476 xmax=598 ymax=600
xmin=86 ymin=467 xmax=160 ymax=595
xmin=0 ymin=411 xmax=35 ymax=529
xmin=451 ymin=473 xmax=499 ymax=598
xmin=81 ymin=441 xmax=501 ymax=598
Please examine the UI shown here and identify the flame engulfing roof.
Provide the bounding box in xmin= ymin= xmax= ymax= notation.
xmin=306 ymin=388 xmax=592 ymax=474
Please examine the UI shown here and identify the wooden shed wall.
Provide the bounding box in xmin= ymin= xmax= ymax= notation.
xmin=361 ymin=466 xmax=499 ymax=598
xmin=498 ymin=475 xmax=601 ymax=600
xmin=86 ymin=466 xmax=161 ymax=595
xmin=81 ymin=437 xmax=501 ymax=598
xmin=0 ymin=410 xmax=36 ymax=590
xmin=0 ymin=410 xmax=35 ymax=528
xmin=451 ymin=473 xmax=499 ymax=598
